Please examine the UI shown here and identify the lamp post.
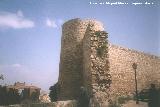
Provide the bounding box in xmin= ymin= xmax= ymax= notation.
xmin=132 ymin=63 xmax=139 ymax=104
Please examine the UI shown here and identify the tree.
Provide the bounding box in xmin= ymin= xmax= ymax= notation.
xmin=0 ymin=74 xmax=4 ymax=80
xmin=49 ymin=83 xmax=59 ymax=102
xmin=0 ymin=86 xmax=21 ymax=105
xmin=31 ymin=91 xmax=39 ymax=102
xmin=7 ymin=88 xmax=21 ymax=105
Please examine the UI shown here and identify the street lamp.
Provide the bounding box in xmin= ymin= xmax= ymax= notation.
xmin=132 ymin=63 xmax=139 ymax=104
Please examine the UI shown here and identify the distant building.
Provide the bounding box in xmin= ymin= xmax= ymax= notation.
xmin=39 ymin=93 xmax=51 ymax=103
xmin=7 ymin=82 xmax=41 ymax=103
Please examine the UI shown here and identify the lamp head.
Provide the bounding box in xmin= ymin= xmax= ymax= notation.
xmin=132 ymin=63 xmax=137 ymax=69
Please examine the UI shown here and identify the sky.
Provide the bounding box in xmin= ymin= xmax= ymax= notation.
xmin=0 ymin=0 xmax=159 ymax=92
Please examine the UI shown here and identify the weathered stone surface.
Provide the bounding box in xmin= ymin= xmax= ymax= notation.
xmin=58 ymin=18 xmax=105 ymax=100
xmin=57 ymin=18 xmax=160 ymax=107
xmin=109 ymin=44 xmax=160 ymax=97
xmin=83 ymin=24 xmax=111 ymax=106
xmin=58 ymin=18 xmax=86 ymax=100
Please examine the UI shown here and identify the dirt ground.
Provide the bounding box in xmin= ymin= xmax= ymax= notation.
xmin=122 ymin=100 xmax=148 ymax=107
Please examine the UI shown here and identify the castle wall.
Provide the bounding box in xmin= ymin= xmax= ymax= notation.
xmin=58 ymin=18 xmax=104 ymax=100
xmin=58 ymin=18 xmax=160 ymax=103
xmin=83 ymin=24 xmax=111 ymax=106
xmin=82 ymin=20 xmax=105 ymax=92
xmin=108 ymin=44 xmax=160 ymax=97
xmin=58 ymin=18 xmax=89 ymax=100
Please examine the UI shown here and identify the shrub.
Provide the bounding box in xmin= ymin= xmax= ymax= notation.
xmin=96 ymin=45 xmax=107 ymax=57
xmin=49 ymin=83 xmax=59 ymax=102
xmin=95 ymin=31 xmax=101 ymax=37
xmin=108 ymin=100 xmax=121 ymax=107
xmin=117 ymin=95 xmax=133 ymax=104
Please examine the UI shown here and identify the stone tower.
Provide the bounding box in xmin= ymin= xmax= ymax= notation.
xmin=58 ymin=18 xmax=111 ymax=106
xmin=83 ymin=24 xmax=111 ymax=106
xmin=58 ymin=18 xmax=88 ymax=100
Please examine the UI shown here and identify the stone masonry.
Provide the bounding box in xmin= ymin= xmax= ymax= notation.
xmin=109 ymin=44 xmax=160 ymax=97
xmin=58 ymin=18 xmax=112 ymax=106
xmin=58 ymin=18 xmax=86 ymax=100
xmin=83 ymin=24 xmax=111 ymax=106
xmin=58 ymin=18 xmax=106 ymax=101
xmin=58 ymin=18 xmax=160 ymax=106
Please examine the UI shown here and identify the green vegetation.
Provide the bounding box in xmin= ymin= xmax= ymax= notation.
xmin=49 ymin=83 xmax=59 ymax=102
xmin=0 ymin=74 xmax=4 ymax=80
xmin=108 ymin=100 xmax=121 ymax=107
xmin=96 ymin=44 xmax=107 ymax=57
xmin=95 ymin=31 xmax=101 ymax=37
xmin=108 ymin=95 xmax=133 ymax=107
xmin=117 ymin=95 xmax=133 ymax=104
xmin=0 ymin=85 xmax=21 ymax=105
